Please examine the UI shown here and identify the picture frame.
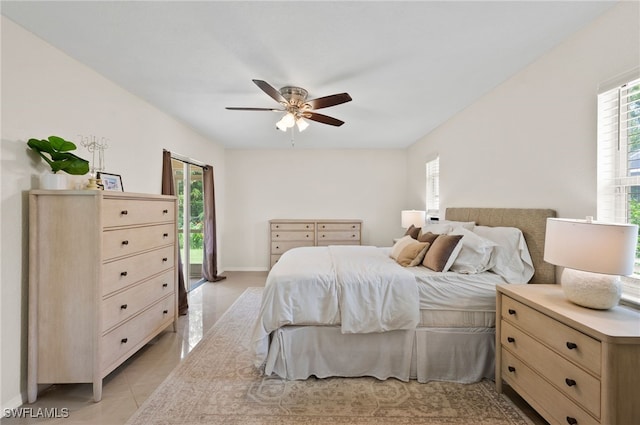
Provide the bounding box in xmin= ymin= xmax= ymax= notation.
xmin=97 ymin=172 xmax=124 ymax=192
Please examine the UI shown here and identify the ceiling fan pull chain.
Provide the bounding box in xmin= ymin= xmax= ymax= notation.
xmin=290 ymin=128 xmax=295 ymax=147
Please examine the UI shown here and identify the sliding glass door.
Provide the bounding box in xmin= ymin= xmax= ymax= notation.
xmin=172 ymin=159 xmax=205 ymax=291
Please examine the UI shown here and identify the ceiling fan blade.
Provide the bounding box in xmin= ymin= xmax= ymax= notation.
xmin=225 ymin=107 xmax=283 ymax=111
xmin=304 ymin=112 xmax=345 ymax=127
xmin=305 ymin=93 xmax=352 ymax=110
xmin=252 ymin=79 xmax=288 ymax=104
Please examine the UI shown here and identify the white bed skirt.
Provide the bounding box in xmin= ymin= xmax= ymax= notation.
xmin=264 ymin=326 xmax=495 ymax=384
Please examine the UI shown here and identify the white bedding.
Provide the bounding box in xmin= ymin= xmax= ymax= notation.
xmin=251 ymin=245 xmax=420 ymax=366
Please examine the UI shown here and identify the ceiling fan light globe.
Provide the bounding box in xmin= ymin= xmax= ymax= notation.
xmin=296 ymin=118 xmax=309 ymax=132
xmin=275 ymin=118 xmax=289 ymax=131
xmin=281 ymin=112 xmax=296 ymax=128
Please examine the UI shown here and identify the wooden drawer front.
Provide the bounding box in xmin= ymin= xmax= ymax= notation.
xmin=103 ymin=199 xmax=175 ymax=228
xmin=100 ymin=295 xmax=174 ymax=373
xmin=102 ymin=246 xmax=175 ymax=296
xmin=317 ymin=240 xmax=360 ymax=247
xmin=501 ymin=321 xmax=600 ymax=416
xmin=271 ymin=241 xmax=314 ymax=254
xmin=103 ymin=223 xmax=175 ymax=260
xmin=317 ymin=222 xmax=361 ymax=231
xmin=270 ymin=255 xmax=281 ymax=268
xmin=501 ymin=348 xmax=599 ymax=425
xmin=501 ymin=296 xmax=601 ymax=376
xmin=271 ymin=231 xmax=314 ymax=242
xmin=318 ymin=231 xmax=360 ymax=242
xmin=271 ymin=222 xmax=314 ymax=231
xmin=101 ymin=270 xmax=175 ymax=333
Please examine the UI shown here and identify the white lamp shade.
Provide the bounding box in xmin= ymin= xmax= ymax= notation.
xmin=544 ymin=218 xmax=638 ymax=276
xmin=401 ymin=210 xmax=426 ymax=229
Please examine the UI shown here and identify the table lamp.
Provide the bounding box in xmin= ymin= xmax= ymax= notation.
xmin=544 ymin=217 xmax=638 ymax=309
xmin=401 ymin=210 xmax=426 ymax=229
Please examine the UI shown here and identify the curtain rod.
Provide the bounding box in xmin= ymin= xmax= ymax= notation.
xmin=165 ymin=149 xmax=207 ymax=168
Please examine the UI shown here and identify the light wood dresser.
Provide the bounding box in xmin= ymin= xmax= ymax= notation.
xmin=496 ymin=284 xmax=640 ymax=425
xmin=28 ymin=190 xmax=178 ymax=402
xmin=269 ymin=219 xmax=362 ymax=268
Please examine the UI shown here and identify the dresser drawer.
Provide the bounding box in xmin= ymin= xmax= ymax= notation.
xmin=271 ymin=231 xmax=314 ymax=242
xmin=103 ymin=223 xmax=175 ymax=260
xmin=271 ymin=241 xmax=314 ymax=254
xmin=317 ymin=222 xmax=361 ymax=231
xmin=271 ymin=222 xmax=314 ymax=231
xmin=100 ymin=295 xmax=174 ymax=373
xmin=317 ymin=231 xmax=360 ymax=242
xmin=103 ymin=198 xmax=175 ymax=228
xmin=501 ymin=320 xmax=600 ymax=416
xmin=501 ymin=348 xmax=599 ymax=425
xmin=501 ymin=295 xmax=601 ymax=375
xmin=101 ymin=270 xmax=175 ymax=333
xmin=102 ymin=245 xmax=174 ymax=296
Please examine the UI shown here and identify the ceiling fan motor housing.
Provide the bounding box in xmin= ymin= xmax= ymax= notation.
xmin=280 ymin=86 xmax=308 ymax=107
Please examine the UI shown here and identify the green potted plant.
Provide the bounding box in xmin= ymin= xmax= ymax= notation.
xmin=27 ymin=135 xmax=90 ymax=189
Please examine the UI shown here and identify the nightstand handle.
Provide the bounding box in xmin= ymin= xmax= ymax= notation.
xmin=507 ymin=337 xmax=515 ymax=343
xmin=508 ymin=309 xmax=516 ymax=315
xmin=566 ymin=342 xmax=578 ymax=350
xmin=565 ymin=378 xmax=577 ymax=387
xmin=507 ymin=366 xmax=516 ymax=373
xmin=566 ymin=417 xmax=577 ymax=425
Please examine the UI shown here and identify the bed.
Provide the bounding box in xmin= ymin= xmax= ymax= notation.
xmin=251 ymin=207 xmax=556 ymax=383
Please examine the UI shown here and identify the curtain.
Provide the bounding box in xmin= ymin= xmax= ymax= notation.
xmin=162 ymin=150 xmax=189 ymax=315
xmin=202 ymin=165 xmax=226 ymax=282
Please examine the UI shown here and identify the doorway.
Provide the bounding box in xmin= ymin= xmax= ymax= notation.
xmin=171 ymin=158 xmax=205 ymax=291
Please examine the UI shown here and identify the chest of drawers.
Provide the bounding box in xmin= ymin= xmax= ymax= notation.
xmin=28 ymin=190 xmax=178 ymax=402
xmin=496 ymin=284 xmax=640 ymax=425
xmin=270 ymin=219 xmax=362 ymax=268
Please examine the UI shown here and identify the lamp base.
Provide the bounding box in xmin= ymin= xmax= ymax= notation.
xmin=560 ymin=268 xmax=621 ymax=310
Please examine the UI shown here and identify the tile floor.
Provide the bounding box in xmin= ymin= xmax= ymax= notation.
xmin=4 ymin=271 xmax=547 ymax=425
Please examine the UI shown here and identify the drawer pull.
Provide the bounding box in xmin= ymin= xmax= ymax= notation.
xmin=276 ymin=245 xmax=280 ymax=249
xmin=275 ymin=225 xmax=279 ymax=228
xmin=508 ymin=309 xmax=516 ymax=315
xmin=163 ymin=283 xmax=168 ymax=288
xmin=566 ymin=342 xmax=578 ymax=350
xmin=122 ymin=240 xmax=129 ymax=245
xmin=352 ymin=234 xmax=356 ymax=238
xmin=566 ymin=417 xmax=578 ymax=425
xmin=507 ymin=337 xmax=515 ymax=343
xmin=163 ymin=233 xmax=169 ymax=238
xmin=322 ymin=235 xmax=326 ymax=238
xmin=508 ymin=366 xmax=516 ymax=373
xmin=162 ymin=257 xmax=168 ymax=262
xmin=120 ymin=271 xmax=128 ymax=277
xmin=121 ymin=210 xmax=128 ymax=215
xmin=352 ymin=225 xmax=356 ymax=228
xmin=163 ymin=309 xmax=169 ymax=314
xmin=163 ymin=209 xmax=169 ymax=214
xmin=306 ymin=234 xmax=310 ymax=238
xmin=276 ymin=234 xmax=279 ymax=238
xmin=120 ymin=304 xmax=128 ymax=310
xmin=306 ymin=225 xmax=309 ymax=228
xmin=121 ymin=338 xmax=128 ymax=344
xmin=565 ymin=378 xmax=577 ymax=387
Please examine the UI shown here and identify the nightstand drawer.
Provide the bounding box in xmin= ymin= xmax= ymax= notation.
xmin=501 ymin=348 xmax=599 ymax=425
xmin=501 ymin=295 xmax=601 ymax=375
xmin=501 ymin=320 xmax=600 ymax=416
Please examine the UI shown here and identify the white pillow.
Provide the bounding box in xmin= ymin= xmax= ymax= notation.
xmin=390 ymin=235 xmax=415 ymax=260
xmin=420 ymin=220 xmax=475 ymax=236
xmin=472 ymin=226 xmax=534 ymax=283
xmin=449 ymin=227 xmax=497 ymax=274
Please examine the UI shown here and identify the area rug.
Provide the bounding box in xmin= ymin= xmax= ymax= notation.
xmin=126 ymin=287 xmax=533 ymax=425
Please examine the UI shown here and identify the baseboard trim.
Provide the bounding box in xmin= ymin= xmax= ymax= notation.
xmin=2 ymin=392 xmax=25 ymax=412
xmin=223 ymin=267 xmax=269 ymax=272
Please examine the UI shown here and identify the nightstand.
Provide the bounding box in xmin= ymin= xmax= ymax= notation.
xmin=496 ymin=284 xmax=640 ymax=425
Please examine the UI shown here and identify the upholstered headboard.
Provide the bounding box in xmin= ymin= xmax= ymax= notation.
xmin=445 ymin=207 xmax=557 ymax=284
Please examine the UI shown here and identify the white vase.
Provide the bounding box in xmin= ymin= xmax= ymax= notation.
xmin=40 ymin=173 xmax=68 ymax=190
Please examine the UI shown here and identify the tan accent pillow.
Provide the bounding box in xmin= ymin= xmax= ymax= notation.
xmin=417 ymin=231 xmax=438 ymax=244
xmin=396 ymin=241 xmax=430 ymax=267
xmin=422 ymin=234 xmax=463 ymax=272
xmin=390 ymin=235 xmax=415 ymax=260
xmin=404 ymin=224 xmax=420 ymax=239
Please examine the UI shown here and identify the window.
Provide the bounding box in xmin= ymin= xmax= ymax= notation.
xmin=597 ymin=77 xmax=640 ymax=304
xmin=426 ymin=156 xmax=440 ymax=217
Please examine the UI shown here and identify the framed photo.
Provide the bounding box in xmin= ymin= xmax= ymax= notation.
xmin=97 ymin=172 xmax=124 ymax=192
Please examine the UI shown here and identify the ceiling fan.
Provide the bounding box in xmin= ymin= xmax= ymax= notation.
xmin=226 ymin=79 xmax=352 ymax=132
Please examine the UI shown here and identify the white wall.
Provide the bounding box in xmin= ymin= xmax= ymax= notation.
xmin=407 ymin=1 xmax=640 ymax=220
xmin=223 ymin=149 xmax=408 ymax=269
xmin=1 ymin=17 xmax=226 ymax=409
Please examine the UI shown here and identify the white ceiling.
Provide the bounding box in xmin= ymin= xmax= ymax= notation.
xmin=2 ymin=1 xmax=615 ymax=149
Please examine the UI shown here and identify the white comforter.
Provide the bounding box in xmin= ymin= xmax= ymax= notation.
xmin=252 ymin=245 xmax=420 ymax=366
